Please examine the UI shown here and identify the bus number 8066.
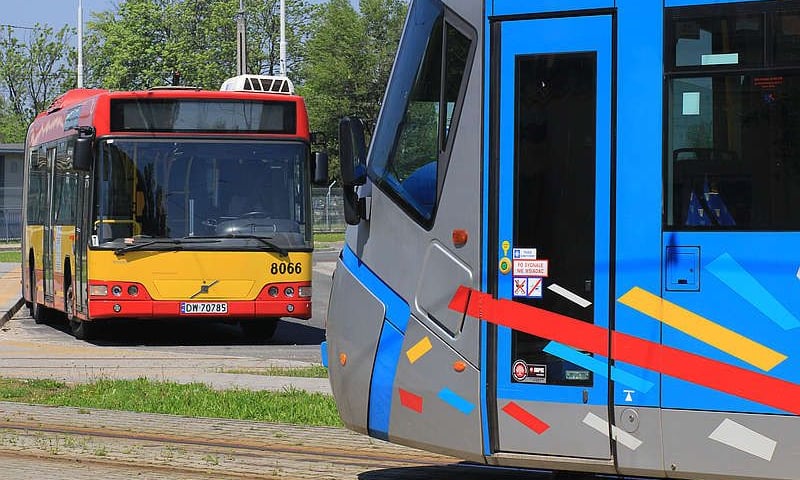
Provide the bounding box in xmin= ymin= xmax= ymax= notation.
xmin=271 ymin=262 xmax=302 ymax=275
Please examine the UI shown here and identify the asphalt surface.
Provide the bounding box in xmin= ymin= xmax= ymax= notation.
xmin=0 ymin=245 xmax=342 ymax=393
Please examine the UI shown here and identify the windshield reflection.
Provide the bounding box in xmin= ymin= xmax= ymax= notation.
xmin=93 ymin=139 xmax=311 ymax=249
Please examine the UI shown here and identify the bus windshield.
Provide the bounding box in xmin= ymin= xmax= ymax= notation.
xmin=93 ymin=139 xmax=311 ymax=250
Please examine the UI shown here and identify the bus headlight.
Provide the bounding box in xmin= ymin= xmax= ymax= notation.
xmin=298 ymin=286 xmax=311 ymax=298
xmin=111 ymin=285 xmax=123 ymax=297
xmin=127 ymin=285 xmax=139 ymax=296
xmin=268 ymin=286 xmax=279 ymax=297
xmin=89 ymin=285 xmax=108 ymax=296
xmin=284 ymin=287 xmax=295 ymax=297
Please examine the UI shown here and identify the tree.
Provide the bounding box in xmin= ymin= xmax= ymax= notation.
xmin=86 ymin=0 xmax=316 ymax=91
xmin=300 ymin=0 xmax=408 ymax=180
xmin=0 ymin=25 xmax=76 ymax=141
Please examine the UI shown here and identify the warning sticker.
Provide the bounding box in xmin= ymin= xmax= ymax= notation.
xmin=513 ymin=259 xmax=549 ymax=277
xmin=512 ymin=277 xmax=543 ymax=298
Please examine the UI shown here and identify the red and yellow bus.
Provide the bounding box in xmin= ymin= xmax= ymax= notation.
xmin=22 ymin=75 xmax=326 ymax=340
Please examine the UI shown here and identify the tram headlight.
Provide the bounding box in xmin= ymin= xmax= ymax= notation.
xmin=268 ymin=286 xmax=279 ymax=297
xmin=127 ymin=285 xmax=139 ymax=296
xmin=111 ymin=285 xmax=123 ymax=297
xmin=298 ymin=286 xmax=312 ymax=298
xmin=284 ymin=286 xmax=295 ymax=297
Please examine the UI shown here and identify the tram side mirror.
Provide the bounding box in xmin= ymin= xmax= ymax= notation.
xmin=339 ymin=117 xmax=367 ymax=187
xmin=313 ymin=151 xmax=329 ymax=185
xmin=339 ymin=117 xmax=368 ymax=225
xmin=73 ymin=135 xmax=94 ymax=171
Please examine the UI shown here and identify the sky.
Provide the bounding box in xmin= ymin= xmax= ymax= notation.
xmin=1 ymin=0 xmax=336 ymax=46
xmin=2 ymin=0 xmax=116 ymax=34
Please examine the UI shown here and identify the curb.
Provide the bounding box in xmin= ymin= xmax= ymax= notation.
xmin=0 ymin=297 xmax=24 ymax=329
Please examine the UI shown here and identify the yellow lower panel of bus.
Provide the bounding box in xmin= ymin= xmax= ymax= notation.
xmin=87 ymin=249 xmax=312 ymax=301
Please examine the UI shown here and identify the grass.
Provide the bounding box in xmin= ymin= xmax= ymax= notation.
xmin=0 ymin=377 xmax=343 ymax=427
xmin=314 ymin=232 xmax=344 ymax=243
xmin=0 ymin=251 xmax=21 ymax=263
xmin=220 ymin=366 xmax=329 ymax=378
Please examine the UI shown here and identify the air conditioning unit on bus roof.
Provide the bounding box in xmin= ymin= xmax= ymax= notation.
xmin=220 ymin=75 xmax=294 ymax=95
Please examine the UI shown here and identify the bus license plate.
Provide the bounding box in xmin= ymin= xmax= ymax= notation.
xmin=180 ymin=302 xmax=228 ymax=314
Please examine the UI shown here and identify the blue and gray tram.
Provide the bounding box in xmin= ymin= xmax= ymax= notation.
xmin=324 ymin=0 xmax=800 ymax=478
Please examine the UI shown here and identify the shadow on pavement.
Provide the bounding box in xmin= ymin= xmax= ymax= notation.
xmin=358 ymin=464 xmax=569 ymax=480
xmin=39 ymin=315 xmax=324 ymax=347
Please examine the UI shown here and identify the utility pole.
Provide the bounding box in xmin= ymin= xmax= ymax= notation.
xmin=77 ymin=0 xmax=84 ymax=87
xmin=236 ymin=0 xmax=247 ymax=76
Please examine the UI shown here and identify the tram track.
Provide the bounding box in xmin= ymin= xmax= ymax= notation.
xmin=0 ymin=401 xmax=461 ymax=479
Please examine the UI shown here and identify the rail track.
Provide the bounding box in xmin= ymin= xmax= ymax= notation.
xmin=1 ymin=401 xmax=538 ymax=480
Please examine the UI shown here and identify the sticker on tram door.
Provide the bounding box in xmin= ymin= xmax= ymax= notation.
xmin=512 ymin=360 xmax=547 ymax=384
xmin=512 ymin=277 xmax=544 ymax=298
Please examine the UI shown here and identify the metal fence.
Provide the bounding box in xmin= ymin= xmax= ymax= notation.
xmin=0 ymin=208 xmax=21 ymax=242
xmin=0 ymin=189 xmax=343 ymax=241
xmin=312 ymin=186 xmax=345 ymax=233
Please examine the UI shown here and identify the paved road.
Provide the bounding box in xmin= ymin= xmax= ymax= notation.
xmin=0 ymin=248 xmax=340 ymax=393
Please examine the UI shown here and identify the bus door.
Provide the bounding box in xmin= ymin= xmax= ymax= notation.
xmin=492 ymin=13 xmax=614 ymax=460
xmin=74 ymin=173 xmax=91 ymax=315
xmin=43 ymin=146 xmax=57 ymax=304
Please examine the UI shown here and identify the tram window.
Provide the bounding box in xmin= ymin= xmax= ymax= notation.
xmin=667 ymin=73 xmax=800 ymax=229
xmin=775 ymin=12 xmax=800 ymax=65
xmin=367 ymin=0 xmax=474 ymax=228
xmin=667 ymin=2 xmax=800 ymax=230
xmin=672 ymin=14 xmax=763 ymax=68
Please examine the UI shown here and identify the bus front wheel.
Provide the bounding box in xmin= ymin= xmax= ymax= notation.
xmin=66 ymin=282 xmax=95 ymax=341
xmin=70 ymin=317 xmax=96 ymax=341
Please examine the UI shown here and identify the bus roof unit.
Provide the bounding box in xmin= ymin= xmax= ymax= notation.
xmin=220 ymin=75 xmax=295 ymax=95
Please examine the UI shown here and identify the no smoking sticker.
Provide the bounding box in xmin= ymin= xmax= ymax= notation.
xmin=513 ymin=277 xmax=543 ymax=298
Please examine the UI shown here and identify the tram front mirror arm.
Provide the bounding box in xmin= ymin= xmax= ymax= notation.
xmin=343 ymin=190 xmax=365 ymax=226
xmin=338 ymin=116 xmax=367 ymax=187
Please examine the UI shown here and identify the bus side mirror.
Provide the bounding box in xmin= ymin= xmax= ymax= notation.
xmin=73 ymin=128 xmax=95 ymax=171
xmin=313 ymin=151 xmax=329 ymax=186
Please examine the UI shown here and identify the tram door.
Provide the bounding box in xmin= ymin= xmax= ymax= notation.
xmin=493 ymin=14 xmax=614 ymax=459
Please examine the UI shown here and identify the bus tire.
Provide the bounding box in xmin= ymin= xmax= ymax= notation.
xmin=70 ymin=317 xmax=96 ymax=341
xmin=240 ymin=318 xmax=278 ymax=342
xmin=30 ymin=261 xmax=46 ymax=324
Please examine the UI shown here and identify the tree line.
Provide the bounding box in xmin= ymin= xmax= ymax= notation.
xmin=0 ymin=0 xmax=408 ymax=179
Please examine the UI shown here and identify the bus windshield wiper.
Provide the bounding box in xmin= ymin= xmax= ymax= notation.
xmin=113 ymin=238 xmax=221 ymax=256
xmin=218 ymin=234 xmax=289 ymax=257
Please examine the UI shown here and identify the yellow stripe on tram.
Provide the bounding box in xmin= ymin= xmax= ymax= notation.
xmin=618 ymin=286 xmax=787 ymax=372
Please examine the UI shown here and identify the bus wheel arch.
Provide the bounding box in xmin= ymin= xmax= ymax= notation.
xmin=65 ymin=262 xmax=94 ymax=341
xmin=63 ymin=261 xmax=74 ymax=320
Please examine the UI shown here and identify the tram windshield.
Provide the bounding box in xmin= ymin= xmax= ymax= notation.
xmin=93 ymin=139 xmax=311 ymax=250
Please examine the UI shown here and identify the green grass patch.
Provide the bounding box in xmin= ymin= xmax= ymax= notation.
xmin=0 ymin=250 xmax=21 ymax=263
xmin=314 ymin=232 xmax=344 ymax=243
xmin=220 ymin=366 xmax=329 ymax=378
xmin=0 ymin=377 xmax=342 ymax=427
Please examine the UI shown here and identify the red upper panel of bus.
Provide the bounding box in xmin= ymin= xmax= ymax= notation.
xmin=27 ymin=87 xmax=310 ymax=148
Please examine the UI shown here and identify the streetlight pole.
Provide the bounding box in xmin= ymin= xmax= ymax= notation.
xmin=77 ymin=0 xmax=84 ymax=87
xmin=279 ymin=0 xmax=286 ymax=76
xmin=236 ymin=0 xmax=247 ymax=76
